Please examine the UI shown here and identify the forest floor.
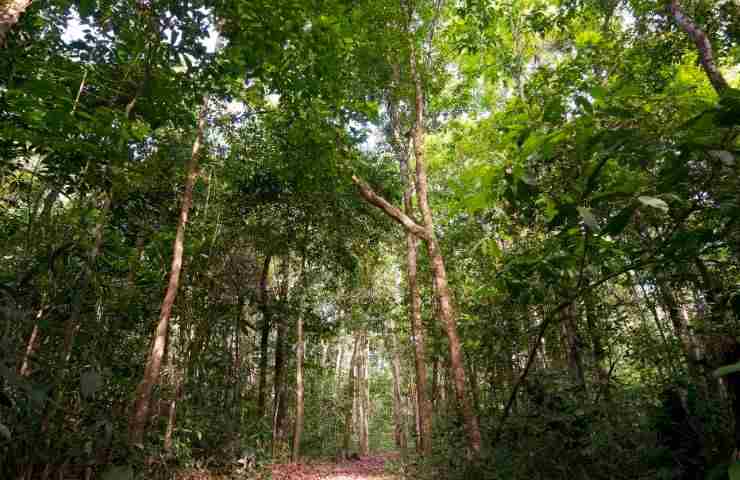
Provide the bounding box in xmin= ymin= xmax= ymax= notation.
xmin=269 ymin=454 xmax=399 ymax=480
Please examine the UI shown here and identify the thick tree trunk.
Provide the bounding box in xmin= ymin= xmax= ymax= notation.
xmin=128 ymin=98 xmax=207 ymax=446
xmin=408 ymin=45 xmax=482 ymax=457
xmin=0 ymin=0 xmax=32 ymax=47
xmin=292 ymin=310 xmax=304 ymax=461
xmin=257 ymin=255 xmax=272 ymax=418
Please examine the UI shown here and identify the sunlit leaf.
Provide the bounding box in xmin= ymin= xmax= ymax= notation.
xmin=637 ymin=196 xmax=669 ymax=213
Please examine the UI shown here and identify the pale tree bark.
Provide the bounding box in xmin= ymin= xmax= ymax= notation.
xmin=358 ymin=331 xmax=370 ymax=456
xmin=128 ymin=97 xmax=208 ymax=446
xmin=669 ymin=0 xmax=729 ymax=94
xmin=342 ymin=335 xmax=360 ymax=458
xmin=388 ymin=61 xmax=433 ymax=456
xmin=408 ymin=43 xmax=482 ymax=457
xmin=387 ymin=316 xmax=408 ymax=451
xmin=291 ymin=305 xmax=304 ymax=461
xmin=0 ymin=0 xmax=32 ymax=47
xmin=257 ymin=255 xmax=272 ymax=418
xmin=272 ymin=257 xmax=290 ymax=454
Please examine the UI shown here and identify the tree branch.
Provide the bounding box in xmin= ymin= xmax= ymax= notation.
xmin=670 ymin=0 xmax=729 ymax=94
xmin=351 ymin=175 xmax=429 ymax=241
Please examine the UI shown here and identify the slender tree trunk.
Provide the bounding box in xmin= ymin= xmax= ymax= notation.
xmin=358 ymin=331 xmax=370 ymax=456
xmin=257 ymin=255 xmax=272 ymax=418
xmin=387 ymin=316 xmax=408 ymax=451
xmin=584 ymin=295 xmax=609 ymax=392
xmin=409 ymin=44 xmax=482 ymax=456
xmin=693 ymin=259 xmax=740 ymax=456
xmin=292 ymin=302 xmax=305 ymax=461
xmin=128 ymin=98 xmax=208 ymax=446
xmin=0 ymin=0 xmax=32 ymax=47
xmin=388 ymin=61 xmax=433 ymax=456
xmin=561 ymin=302 xmax=586 ymax=391
xmin=342 ymin=335 xmax=360 ymax=458
xmin=163 ymin=380 xmax=183 ymax=453
xmin=19 ymin=310 xmax=42 ymax=376
xmin=669 ymin=0 xmax=728 ymax=94
xmin=272 ymin=258 xmax=290 ymax=452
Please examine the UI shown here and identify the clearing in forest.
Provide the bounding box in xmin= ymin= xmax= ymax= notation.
xmin=270 ymin=454 xmax=398 ymax=480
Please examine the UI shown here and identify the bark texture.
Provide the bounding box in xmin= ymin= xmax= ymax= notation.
xmin=257 ymin=255 xmax=272 ymax=418
xmin=128 ymin=98 xmax=208 ymax=445
xmin=669 ymin=0 xmax=728 ymax=94
xmin=292 ymin=310 xmax=304 ymax=461
xmin=408 ymin=45 xmax=482 ymax=456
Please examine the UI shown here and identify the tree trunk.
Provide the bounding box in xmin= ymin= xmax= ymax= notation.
xmin=669 ymin=0 xmax=728 ymax=94
xmin=292 ymin=309 xmax=304 ymax=462
xmin=128 ymin=98 xmax=208 ymax=446
xmin=388 ymin=61 xmax=433 ymax=456
xmin=358 ymin=331 xmax=370 ymax=456
xmin=0 ymin=0 xmax=32 ymax=47
xmin=387 ymin=317 xmax=408 ymax=451
xmin=272 ymin=257 xmax=290 ymax=452
xmin=561 ymin=302 xmax=586 ymax=391
xmin=657 ymin=280 xmax=703 ymax=385
xmin=257 ymin=255 xmax=272 ymax=418
xmin=342 ymin=335 xmax=360 ymax=458
xmin=408 ymin=44 xmax=482 ymax=457
xmin=163 ymin=380 xmax=183 ymax=453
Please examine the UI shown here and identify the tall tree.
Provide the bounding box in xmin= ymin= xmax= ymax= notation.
xmin=129 ymin=98 xmax=209 ymax=446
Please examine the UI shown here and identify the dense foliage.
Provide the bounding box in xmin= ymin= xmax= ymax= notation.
xmin=0 ymin=0 xmax=738 ymax=479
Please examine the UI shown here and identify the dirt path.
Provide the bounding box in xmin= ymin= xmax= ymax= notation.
xmin=270 ymin=454 xmax=398 ymax=480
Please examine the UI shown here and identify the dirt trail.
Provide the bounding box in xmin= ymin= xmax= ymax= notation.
xmin=270 ymin=454 xmax=398 ymax=480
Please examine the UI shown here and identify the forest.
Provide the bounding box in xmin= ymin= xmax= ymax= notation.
xmin=0 ymin=0 xmax=739 ymax=479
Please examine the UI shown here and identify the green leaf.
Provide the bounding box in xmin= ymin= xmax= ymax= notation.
xmin=714 ymin=362 xmax=740 ymax=378
xmin=80 ymin=369 xmax=102 ymax=398
xmin=729 ymin=461 xmax=740 ymax=480
xmin=79 ymin=0 xmax=97 ymax=17
xmin=577 ymin=206 xmax=599 ymax=231
xmin=101 ymin=465 xmax=133 ymax=480
xmin=637 ymin=196 xmax=669 ymax=213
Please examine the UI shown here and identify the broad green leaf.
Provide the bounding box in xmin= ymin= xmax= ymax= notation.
xmin=714 ymin=362 xmax=740 ymax=378
xmin=637 ymin=196 xmax=669 ymax=213
xmin=577 ymin=207 xmax=599 ymax=231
